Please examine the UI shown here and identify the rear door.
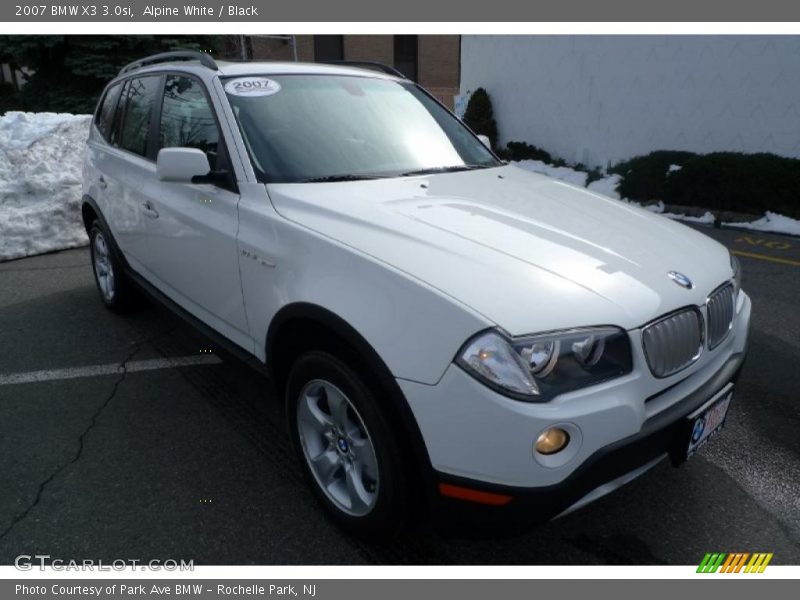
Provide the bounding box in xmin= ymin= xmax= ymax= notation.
xmin=135 ymin=73 xmax=250 ymax=347
xmin=85 ymin=79 xmax=125 ymax=244
xmin=85 ymin=79 xmax=122 ymax=203
xmin=96 ymin=74 xmax=163 ymax=262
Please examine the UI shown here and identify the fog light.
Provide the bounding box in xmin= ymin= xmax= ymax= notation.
xmin=535 ymin=428 xmax=570 ymax=455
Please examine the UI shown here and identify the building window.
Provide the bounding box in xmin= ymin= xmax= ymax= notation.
xmin=314 ymin=35 xmax=344 ymax=62
xmin=394 ymin=35 xmax=418 ymax=81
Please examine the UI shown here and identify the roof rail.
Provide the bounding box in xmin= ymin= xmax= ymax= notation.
xmin=319 ymin=60 xmax=407 ymax=79
xmin=119 ymin=51 xmax=218 ymax=76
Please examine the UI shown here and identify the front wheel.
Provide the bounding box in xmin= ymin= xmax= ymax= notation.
xmin=286 ymin=351 xmax=410 ymax=539
xmin=89 ymin=221 xmax=138 ymax=312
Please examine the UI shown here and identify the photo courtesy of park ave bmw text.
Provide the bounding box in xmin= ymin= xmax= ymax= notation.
xmin=0 ymin=0 xmax=799 ymax=594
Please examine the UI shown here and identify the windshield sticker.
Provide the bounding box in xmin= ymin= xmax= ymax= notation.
xmin=224 ymin=77 xmax=281 ymax=97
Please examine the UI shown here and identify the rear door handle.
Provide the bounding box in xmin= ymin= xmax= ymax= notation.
xmin=97 ymin=176 xmax=107 ymax=190
xmin=142 ymin=201 xmax=159 ymax=219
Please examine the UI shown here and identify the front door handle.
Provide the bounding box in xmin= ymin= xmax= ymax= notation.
xmin=142 ymin=201 xmax=159 ymax=219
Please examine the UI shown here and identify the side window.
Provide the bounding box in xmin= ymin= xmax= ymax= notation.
xmin=159 ymin=75 xmax=221 ymax=169
xmin=95 ymin=82 xmax=121 ymax=141
xmin=109 ymin=80 xmax=128 ymax=148
xmin=118 ymin=76 xmax=160 ymax=157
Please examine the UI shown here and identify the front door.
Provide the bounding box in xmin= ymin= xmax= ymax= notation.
xmin=136 ymin=74 xmax=250 ymax=349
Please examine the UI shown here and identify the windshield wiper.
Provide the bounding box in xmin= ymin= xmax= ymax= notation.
xmin=300 ymin=174 xmax=384 ymax=183
xmin=399 ymin=164 xmax=489 ymax=177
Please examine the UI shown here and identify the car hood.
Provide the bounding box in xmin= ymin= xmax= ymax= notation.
xmin=266 ymin=164 xmax=732 ymax=334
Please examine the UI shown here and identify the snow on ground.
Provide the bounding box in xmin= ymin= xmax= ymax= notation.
xmin=621 ymin=199 xmax=715 ymax=224
xmin=726 ymin=211 xmax=800 ymax=237
xmin=587 ymin=173 xmax=621 ymax=199
xmin=513 ymin=159 xmax=589 ymax=188
xmin=665 ymin=211 xmax=715 ymax=224
xmin=0 ymin=111 xmax=91 ymax=262
xmin=512 ymin=159 xmax=800 ymax=234
xmin=513 ymin=159 xmax=623 ymax=199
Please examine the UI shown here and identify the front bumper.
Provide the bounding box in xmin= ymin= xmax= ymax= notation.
xmin=398 ymin=292 xmax=751 ymax=524
xmin=435 ymin=349 xmax=746 ymax=528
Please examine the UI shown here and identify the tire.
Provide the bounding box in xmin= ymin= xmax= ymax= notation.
xmin=286 ymin=350 xmax=410 ymax=539
xmin=88 ymin=221 xmax=139 ymax=312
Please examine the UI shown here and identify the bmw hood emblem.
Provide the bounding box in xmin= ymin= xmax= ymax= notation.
xmin=667 ymin=271 xmax=694 ymax=289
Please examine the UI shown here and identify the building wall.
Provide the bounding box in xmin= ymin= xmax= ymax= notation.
xmin=295 ymin=35 xmax=314 ymax=61
xmin=342 ymin=35 xmax=394 ymax=65
xmin=232 ymin=35 xmax=460 ymax=109
xmin=418 ymin=36 xmax=460 ymax=108
xmin=460 ymin=35 xmax=800 ymax=167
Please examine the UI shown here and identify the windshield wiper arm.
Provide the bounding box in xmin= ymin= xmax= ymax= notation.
xmin=300 ymin=174 xmax=384 ymax=183
xmin=400 ymin=164 xmax=488 ymax=177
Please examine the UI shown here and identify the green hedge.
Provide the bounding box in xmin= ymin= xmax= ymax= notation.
xmin=609 ymin=151 xmax=696 ymax=201
xmin=462 ymin=88 xmax=498 ymax=149
xmin=611 ymin=151 xmax=800 ymax=218
xmin=496 ymin=141 xmax=553 ymax=163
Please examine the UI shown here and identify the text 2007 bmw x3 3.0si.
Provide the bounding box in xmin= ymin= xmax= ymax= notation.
xmin=81 ymin=51 xmax=750 ymax=538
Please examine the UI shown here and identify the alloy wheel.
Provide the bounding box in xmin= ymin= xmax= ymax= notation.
xmin=296 ymin=379 xmax=380 ymax=516
xmin=92 ymin=231 xmax=115 ymax=301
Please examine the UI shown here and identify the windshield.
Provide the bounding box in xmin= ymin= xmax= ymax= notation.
xmin=223 ymin=74 xmax=501 ymax=183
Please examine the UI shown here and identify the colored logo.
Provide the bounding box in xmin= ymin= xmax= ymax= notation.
xmin=691 ymin=419 xmax=705 ymax=443
xmin=667 ymin=270 xmax=694 ymax=289
xmin=697 ymin=552 xmax=773 ymax=573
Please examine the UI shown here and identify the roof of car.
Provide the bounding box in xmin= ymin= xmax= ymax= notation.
xmin=217 ymin=61 xmax=400 ymax=79
xmin=120 ymin=59 xmax=402 ymax=81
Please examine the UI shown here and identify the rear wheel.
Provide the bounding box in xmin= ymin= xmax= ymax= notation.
xmin=89 ymin=221 xmax=138 ymax=312
xmin=286 ymin=351 xmax=410 ymax=539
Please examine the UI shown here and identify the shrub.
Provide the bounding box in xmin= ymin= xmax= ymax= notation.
xmin=664 ymin=152 xmax=800 ymax=218
xmin=610 ymin=150 xmax=697 ymax=201
xmin=0 ymin=82 xmax=19 ymax=115
xmin=497 ymin=141 xmax=552 ymax=163
xmin=462 ymin=88 xmax=498 ymax=149
xmin=610 ymin=150 xmax=800 ymax=217
xmin=574 ymin=163 xmax=605 ymax=185
xmin=0 ymin=35 xmax=223 ymax=114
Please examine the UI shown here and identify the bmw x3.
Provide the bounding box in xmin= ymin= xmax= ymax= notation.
xmin=81 ymin=51 xmax=751 ymax=537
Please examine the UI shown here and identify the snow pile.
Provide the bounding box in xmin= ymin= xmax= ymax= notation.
xmin=727 ymin=211 xmax=800 ymax=236
xmin=587 ymin=173 xmax=622 ymax=199
xmin=624 ymin=199 xmax=667 ymax=214
xmin=666 ymin=211 xmax=715 ymax=224
xmin=513 ymin=158 xmax=800 ymax=234
xmin=514 ymin=159 xmax=589 ymax=187
xmin=0 ymin=111 xmax=91 ymax=262
xmin=640 ymin=200 xmax=664 ymax=213
xmin=621 ymin=199 xmax=715 ymax=224
xmin=513 ymin=159 xmax=622 ymax=198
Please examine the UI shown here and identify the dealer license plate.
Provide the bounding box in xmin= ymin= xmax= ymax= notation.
xmin=685 ymin=383 xmax=733 ymax=459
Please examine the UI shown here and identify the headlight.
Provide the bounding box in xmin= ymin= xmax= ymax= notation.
xmin=456 ymin=327 xmax=633 ymax=401
xmin=730 ymin=252 xmax=742 ymax=298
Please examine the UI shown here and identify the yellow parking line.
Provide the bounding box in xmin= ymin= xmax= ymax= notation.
xmin=732 ymin=250 xmax=800 ymax=268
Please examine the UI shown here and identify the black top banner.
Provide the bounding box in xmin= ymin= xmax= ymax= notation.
xmin=5 ymin=0 xmax=800 ymax=22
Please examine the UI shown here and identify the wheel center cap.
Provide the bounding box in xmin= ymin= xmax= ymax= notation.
xmin=336 ymin=437 xmax=349 ymax=453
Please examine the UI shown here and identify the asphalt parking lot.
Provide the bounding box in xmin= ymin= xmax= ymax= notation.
xmin=0 ymin=224 xmax=798 ymax=565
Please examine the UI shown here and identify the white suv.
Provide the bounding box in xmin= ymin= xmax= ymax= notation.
xmin=82 ymin=51 xmax=750 ymax=537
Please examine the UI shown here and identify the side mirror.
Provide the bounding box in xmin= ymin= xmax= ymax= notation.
xmin=477 ymin=134 xmax=492 ymax=150
xmin=157 ymin=147 xmax=211 ymax=182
